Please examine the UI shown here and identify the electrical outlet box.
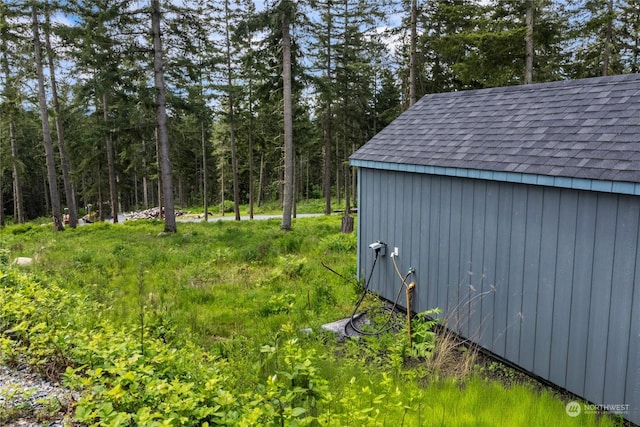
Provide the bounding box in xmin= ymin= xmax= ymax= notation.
xmin=368 ymin=241 xmax=386 ymax=256
xmin=394 ymin=247 xmax=399 ymax=257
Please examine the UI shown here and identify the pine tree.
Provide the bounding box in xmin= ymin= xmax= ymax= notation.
xmin=0 ymin=2 xmax=28 ymax=224
xmin=59 ymin=0 xmax=135 ymax=222
xmin=151 ymin=0 xmax=176 ymax=232
xmin=31 ymin=4 xmax=64 ymax=231
xmin=619 ymin=0 xmax=640 ymax=73
xmin=566 ymin=0 xmax=625 ymax=78
xmin=281 ymin=0 xmax=295 ymax=231
xmin=308 ymin=0 xmax=336 ymax=215
xmin=44 ymin=2 xmax=78 ymax=227
xmin=244 ymin=0 xmax=306 ymax=229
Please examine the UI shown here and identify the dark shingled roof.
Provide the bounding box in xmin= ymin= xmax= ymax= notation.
xmin=351 ymin=74 xmax=640 ymax=183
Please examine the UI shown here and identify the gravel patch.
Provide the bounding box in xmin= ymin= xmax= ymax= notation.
xmin=0 ymin=364 xmax=77 ymax=426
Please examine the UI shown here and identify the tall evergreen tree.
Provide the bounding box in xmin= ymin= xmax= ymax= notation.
xmin=409 ymin=0 xmax=418 ymax=105
xmin=225 ymin=0 xmax=242 ymax=221
xmin=413 ymin=0 xmax=565 ymax=92
xmin=308 ymin=0 xmax=336 ymax=215
xmin=245 ymin=0 xmax=309 ymax=227
xmin=152 ymin=0 xmax=176 ymax=232
xmin=31 ymin=4 xmax=64 ymax=231
xmin=525 ymin=0 xmax=534 ymax=83
xmin=0 ymin=2 xmax=28 ymax=224
xmin=44 ymin=2 xmax=78 ymax=227
xmin=281 ymin=0 xmax=295 ymax=231
xmin=619 ymin=0 xmax=640 ymax=72
xmin=59 ymin=0 xmax=136 ymax=221
xmin=374 ymin=68 xmax=402 ymax=131
xmin=566 ymin=0 xmax=625 ymax=78
xmin=4 ymin=0 xmax=640 ymax=226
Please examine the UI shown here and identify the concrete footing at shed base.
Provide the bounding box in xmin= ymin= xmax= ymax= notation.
xmin=320 ymin=312 xmax=370 ymax=339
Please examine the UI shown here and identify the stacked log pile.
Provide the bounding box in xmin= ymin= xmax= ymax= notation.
xmin=125 ymin=207 xmax=186 ymax=220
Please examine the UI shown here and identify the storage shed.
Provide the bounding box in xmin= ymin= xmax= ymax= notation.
xmin=350 ymin=74 xmax=640 ymax=425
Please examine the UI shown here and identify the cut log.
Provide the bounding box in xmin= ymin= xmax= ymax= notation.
xmin=341 ymin=214 xmax=354 ymax=233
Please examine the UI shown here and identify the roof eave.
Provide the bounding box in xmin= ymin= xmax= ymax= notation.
xmin=350 ymin=159 xmax=640 ymax=196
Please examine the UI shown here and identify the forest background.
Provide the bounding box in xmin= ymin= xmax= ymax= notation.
xmin=1 ymin=0 xmax=638 ymax=231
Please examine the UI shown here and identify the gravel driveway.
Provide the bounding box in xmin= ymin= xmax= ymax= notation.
xmin=0 ymin=364 xmax=76 ymax=426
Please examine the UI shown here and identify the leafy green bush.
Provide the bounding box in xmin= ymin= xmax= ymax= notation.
xmin=221 ymin=200 xmax=235 ymax=213
xmin=0 ymin=269 xmax=240 ymax=425
xmin=409 ymin=308 xmax=441 ymax=358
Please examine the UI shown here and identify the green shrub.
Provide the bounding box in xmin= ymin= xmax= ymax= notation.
xmin=221 ymin=200 xmax=235 ymax=213
xmin=409 ymin=308 xmax=441 ymax=358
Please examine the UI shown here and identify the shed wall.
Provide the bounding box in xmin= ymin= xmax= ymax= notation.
xmin=357 ymin=167 xmax=640 ymax=425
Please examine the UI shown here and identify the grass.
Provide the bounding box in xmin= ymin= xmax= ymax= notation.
xmin=3 ymin=216 xmax=356 ymax=348
xmin=178 ymin=197 xmax=340 ymax=218
xmin=0 ymin=212 xmax=626 ymax=426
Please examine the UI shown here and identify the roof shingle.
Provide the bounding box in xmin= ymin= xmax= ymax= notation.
xmin=351 ymin=74 xmax=640 ymax=184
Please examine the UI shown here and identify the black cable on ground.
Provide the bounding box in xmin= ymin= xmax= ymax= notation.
xmin=346 ymin=264 xmax=411 ymax=337
xmin=322 ymin=250 xmax=413 ymax=337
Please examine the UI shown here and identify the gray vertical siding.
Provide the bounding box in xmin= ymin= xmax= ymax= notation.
xmin=357 ymin=168 xmax=640 ymax=425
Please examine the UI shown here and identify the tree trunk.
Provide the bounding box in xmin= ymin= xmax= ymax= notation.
xmin=142 ymin=139 xmax=149 ymax=209
xmin=31 ymin=5 xmax=64 ymax=231
xmin=225 ymin=0 xmax=241 ymax=221
xmin=525 ymin=0 xmax=534 ymax=84
xmin=409 ymin=0 xmax=418 ymax=106
xmin=323 ymin=1 xmax=333 ymax=216
xmin=1 ymin=42 xmax=24 ymax=224
xmin=335 ymin=139 xmax=340 ymax=206
xmin=201 ymin=120 xmax=208 ymax=221
xmin=220 ymin=160 xmax=225 ymax=216
xmin=293 ymin=153 xmax=297 ymax=218
xmin=258 ymin=152 xmax=264 ymax=207
xmin=306 ymin=155 xmax=310 ymax=203
xmin=351 ymin=141 xmax=356 ymax=206
xmin=341 ymin=137 xmax=353 ymax=234
xmin=98 ymin=173 xmax=104 ymax=221
xmin=134 ymin=175 xmax=139 ymax=207
xmin=42 ymin=167 xmax=50 ymax=214
xmin=45 ymin=7 xmax=78 ymax=228
xmin=103 ymin=93 xmax=119 ymax=223
xmin=155 ymin=124 xmax=163 ymax=219
xmin=9 ymin=120 xmax=23 ymax=224
xmin=281 ymin=4 xmax=294 ymax=231
xmin=248 ymin=81 xmax=255 ymax=219
xmin=151 ymin=0 xmax=176 ymax=232
xmin=603 ymin=0 xmax=613 ymax=76
xmin=341 ymin=213 xmax=354 ymax=233
xmin=323 ymin=115 xmax=332 ymax=215
xmin=634 ymin=23 xmax=640 ymax=73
